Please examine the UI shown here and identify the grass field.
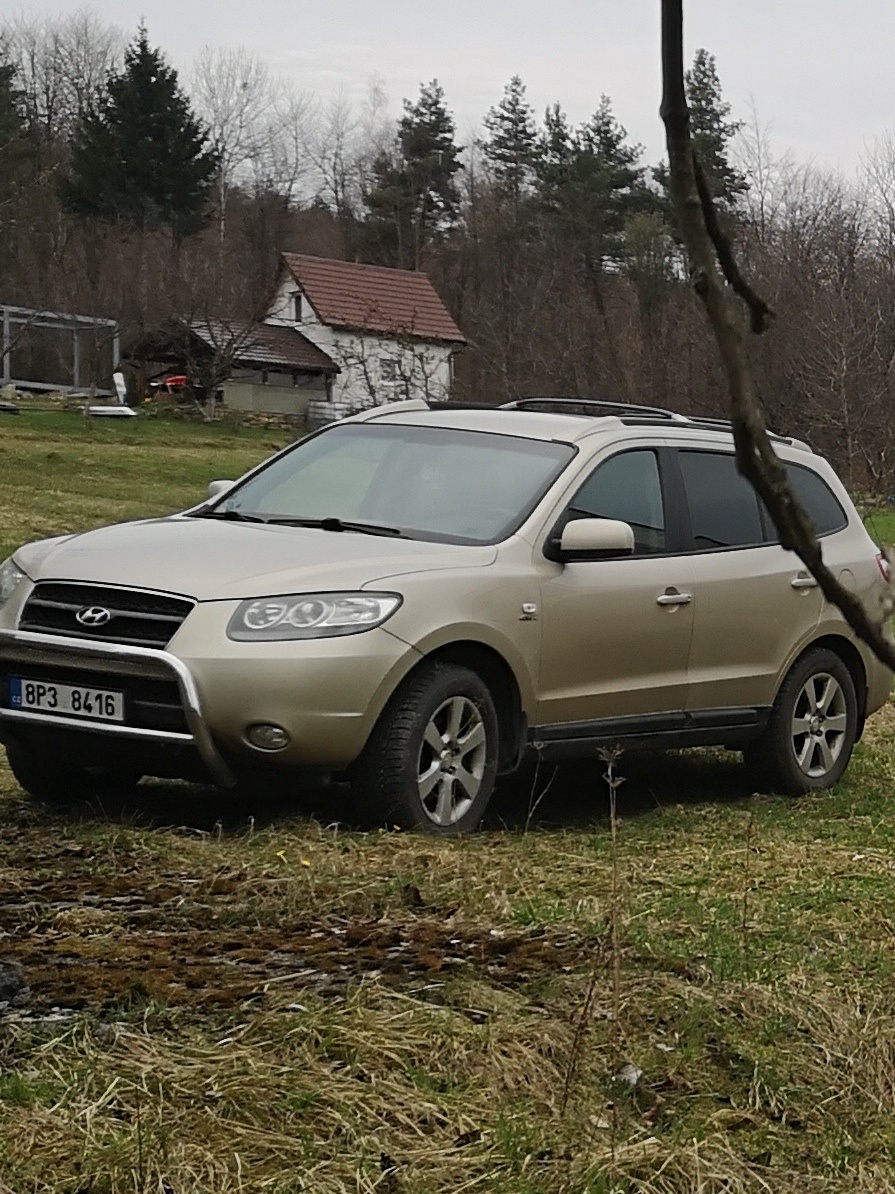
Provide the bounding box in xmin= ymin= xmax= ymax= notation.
xmin=0 ymin=410 xmax=294 ymax=562
xmin=4 ymin=411 xmax=895 ymax=1192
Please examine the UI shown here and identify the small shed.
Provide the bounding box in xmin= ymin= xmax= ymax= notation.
xmin=131 ymin=318 xmax=338 ymax=420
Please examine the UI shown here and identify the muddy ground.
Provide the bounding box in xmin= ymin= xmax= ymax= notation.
xmin=0 ymin=817 xmax=596 ymax=1013
xmin=0 ymin=751 xmax=760 ymax=1015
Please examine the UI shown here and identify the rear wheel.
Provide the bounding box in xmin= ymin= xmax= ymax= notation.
xmin=5 ymin=743 xmax=143 ymax=804
xmin=745 ymin=648 xmax=858 ymax=795
xmin=350 ymin=662 xmax=499 ymax=834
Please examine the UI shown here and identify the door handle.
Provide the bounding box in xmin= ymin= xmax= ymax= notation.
xmin=656 ymin=588 xmax=692 ymax=607
xmin=791 ymin=573 xmax=818 ymax=590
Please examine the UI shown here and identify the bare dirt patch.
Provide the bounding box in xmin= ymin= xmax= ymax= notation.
xmin=10 ymin=917 xmax=588 ymax=1009
xmin=0 ymin=833 xmax=591 ymax=1010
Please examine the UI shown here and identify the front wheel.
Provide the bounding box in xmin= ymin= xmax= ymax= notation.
xmin=5 ymin=743 xmax=143 ymax=804
xmin=744 ymin=648 xmax=858 ymax=795
xmin=350 ymin=662 xmax=499 ymax=834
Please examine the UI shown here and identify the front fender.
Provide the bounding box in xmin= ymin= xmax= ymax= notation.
xmin=377 ymin=568 xmax=542 ymax=715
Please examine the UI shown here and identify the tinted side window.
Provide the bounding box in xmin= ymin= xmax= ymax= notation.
xmin=679 ymin=451 xmax=764 ymax=550
xmin=568 ymin=450 xmax=665 ymax=553
xmin=785 ymin=464 xmax=847 ymax=536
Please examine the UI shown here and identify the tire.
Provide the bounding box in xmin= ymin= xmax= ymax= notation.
xmin=5 ymin=743 xmax=143 ymax=804
xmin=744 ymin=648 xmax=858 ymax=796
xmin=350 ymin=662 xmax=499 ymax=834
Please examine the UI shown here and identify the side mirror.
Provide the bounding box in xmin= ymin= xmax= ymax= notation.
xmin=548 ymin=517 xmax=635 ymax=561
xmin=206 ymin=479 xmax=236 ymax=501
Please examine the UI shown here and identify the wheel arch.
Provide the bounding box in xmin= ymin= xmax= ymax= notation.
xmin=415 ymin=640 xmax=526 ymax=772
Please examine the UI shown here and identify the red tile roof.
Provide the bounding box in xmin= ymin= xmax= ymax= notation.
xmin=282 ymin=253 xmax=465 ymax=345
xmin=191 ymin=320 xmax=337 ymax=374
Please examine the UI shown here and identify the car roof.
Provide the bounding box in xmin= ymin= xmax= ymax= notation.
xmin=346 ymin=399 xmax=814 ymax=454
xmin=357 ymin=406 xmax=595 ymax=441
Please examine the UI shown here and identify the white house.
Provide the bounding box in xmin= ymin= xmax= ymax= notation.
xmin=264 ymin=253 xmax=466 ymax=425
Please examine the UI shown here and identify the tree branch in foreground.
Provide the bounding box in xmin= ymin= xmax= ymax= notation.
xmin=660 ymin=0 xmax=895 ymax=671
xmin=691 ymin=153 xmax=774 ymax=334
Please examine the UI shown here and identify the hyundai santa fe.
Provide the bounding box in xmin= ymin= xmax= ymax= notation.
xmin=0 ymin=398 xmax=891 ymax=834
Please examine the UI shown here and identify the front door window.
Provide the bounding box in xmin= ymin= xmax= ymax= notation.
xmin=567 ymin=449 xmax=666 ymax=553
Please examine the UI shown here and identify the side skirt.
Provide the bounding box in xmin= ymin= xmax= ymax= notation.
xmin=530 ymin=707 xmax=771 ymax=760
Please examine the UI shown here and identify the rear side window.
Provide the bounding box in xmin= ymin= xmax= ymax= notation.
xmin=568 ymin=449 xmax=665 ymax=553
xmin=783 ymin=464 xmax=847 ymax=536
xmin=679 ymin=451 xmax=764 ymax=550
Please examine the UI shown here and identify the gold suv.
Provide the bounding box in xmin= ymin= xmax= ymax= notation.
xmin=0 ymin=399 xmax=891 ymax=833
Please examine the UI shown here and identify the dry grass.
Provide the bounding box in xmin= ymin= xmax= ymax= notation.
xmin=5 ymin=729 xmax=895 ymax=1192
xmin=4 ymin=418 xmax=895 ymax=1190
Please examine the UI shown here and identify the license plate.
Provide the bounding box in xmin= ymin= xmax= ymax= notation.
xmin=8 ymin=677 xmax=124 ymax=722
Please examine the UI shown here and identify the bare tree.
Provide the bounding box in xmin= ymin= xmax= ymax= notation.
xmin=305 ymin=78 xmax=391 ymax=224
xmin=250 ymin=84 xmax=315 ymax=205
xmin=733 ymin=100 xmax=794 ymax=245
xmin=1 ymin=8 xmax=123 ymax=140
xmin=190 ymin=47 xmax=279 ymax=270
xmin=306 ymin=91 xmax=362 ymax=220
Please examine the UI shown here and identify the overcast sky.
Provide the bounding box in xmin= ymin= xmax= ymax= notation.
xmin=9 ymin=1 xmax=894 ymax=176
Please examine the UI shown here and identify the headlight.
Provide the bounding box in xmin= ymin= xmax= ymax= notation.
xmin=226 ymin=592 xmax=402 ymax=641
xmin=0 ymin=557 xmax=27 ymax=607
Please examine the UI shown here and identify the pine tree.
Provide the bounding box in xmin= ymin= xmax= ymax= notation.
xmin=398 ymin=79 xmax=462 ymax=233
xmin=686 ymin=48 xmax=747 ymax=205
xmin=363 ymin=80 xmax=462 ymax=268
xmin=482 ymin=76 xmax=537 ymax=202
xmin=60 ymin=25 xmax=218 ymax=238
xmin=654 ymin=48 xmax=746 ymax=209
xmin=535 ymin=103 xmax=574 ymax=173
xmin=535 ymin=96 xmax=656 ymax=270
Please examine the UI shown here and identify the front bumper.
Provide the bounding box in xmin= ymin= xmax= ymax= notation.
xmin=0 ymin=619 xmax=419 ymax=780
xmin=0 ymin=628 xmax=236 ymax=788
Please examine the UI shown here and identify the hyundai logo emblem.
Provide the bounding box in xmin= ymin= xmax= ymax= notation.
xmin=75 ymin=605 xmax=113 ymax=627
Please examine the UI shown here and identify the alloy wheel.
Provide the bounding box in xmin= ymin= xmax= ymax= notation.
xmin=790 ymin=671 xmax=849 ymax=779
xmin=417 ymin=695 xmax=488 ymax=827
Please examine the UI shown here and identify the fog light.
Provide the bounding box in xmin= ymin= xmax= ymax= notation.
xmin=246 ymin=723 xmax=291 ymax=751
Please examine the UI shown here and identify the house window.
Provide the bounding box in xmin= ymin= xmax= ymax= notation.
xmin=293 ymin=292 xmax=303 ymax=322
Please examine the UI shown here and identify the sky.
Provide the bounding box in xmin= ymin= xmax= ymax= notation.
xmin=7 ymin=0 xmax=894 ymax=177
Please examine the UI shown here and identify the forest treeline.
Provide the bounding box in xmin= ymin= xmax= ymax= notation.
xmin=2 ymin=10 xmax=895 ymax=490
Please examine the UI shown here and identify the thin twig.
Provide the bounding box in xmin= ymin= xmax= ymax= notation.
xmin=559 ymin=930 xmax=607 ymax=1118
xmin=524 ymin=752 xmax=559 ymax=834
xmin=601 ymin=746 xmax=625 ymax=1167
xmin=741 ymin=801 xmax=756 ymax=940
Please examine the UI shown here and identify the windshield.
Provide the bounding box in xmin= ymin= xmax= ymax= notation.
xmin=212 ymin=423 xmax=575 ymax=544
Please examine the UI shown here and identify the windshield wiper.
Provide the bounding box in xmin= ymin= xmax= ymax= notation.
xmin=194 ymin=509 xmax=267 ymax=523
xmin=192 ymin=510 xmax=406 ymax=536
xmin=263 ymin=516 xmax=406 ymax=538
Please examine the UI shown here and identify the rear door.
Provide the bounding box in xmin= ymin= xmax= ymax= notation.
xmin=674 ymin=449 xmax=825 ymax=712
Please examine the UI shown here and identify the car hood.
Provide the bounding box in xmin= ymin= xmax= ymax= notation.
xmin=15 ymin=517 xmax=497 ymax=601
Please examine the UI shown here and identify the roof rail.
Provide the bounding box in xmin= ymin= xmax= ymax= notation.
xmin=615 ymin=412 xmax=798 ymax=446
xmin=429 ymin=401 xmax=505 ymax=411
xmin=504 ymin=396 xmax=803 ymax=447
xmin=503 ymin=397 xmax=690 ymax=421
xmin=363 ymin=395 xmax=808 ymax=450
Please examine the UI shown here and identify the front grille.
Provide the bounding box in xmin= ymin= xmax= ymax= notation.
xmin=0 ymin=664 xmax=189 ymax=733
xmin=19 ymin=582 xmax=194 ymax=649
